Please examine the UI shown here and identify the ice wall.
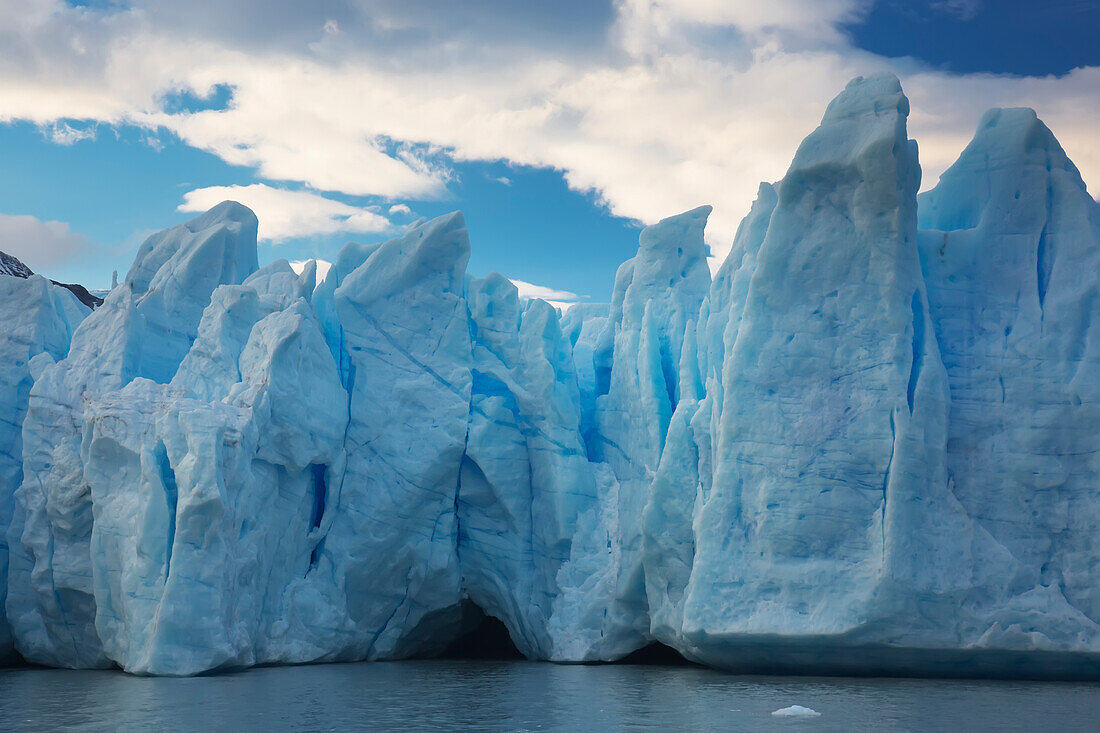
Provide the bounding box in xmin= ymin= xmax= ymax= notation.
xmin=5 ymin=74 xmax=1100 ymax=677
xmin=0 ymin=274 xmax=87 ymax=658
xmin=7 ymin=203 xmax=258 ymax=668
xmin=701 ymin=72 xmax=944 ymax=627
xmin=460 ymin=273 xmax=595 ymax=658
xmin=917 ymin=108 xmax=1100 ymax=649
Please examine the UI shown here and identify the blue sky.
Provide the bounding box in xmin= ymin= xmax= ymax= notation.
xmin=0 ymin=120 xmax=641 ymax=299
xmin=0 ymin=0 xmax=1098 ymax=301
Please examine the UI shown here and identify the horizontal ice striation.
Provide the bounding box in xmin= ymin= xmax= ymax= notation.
xmin=4 ymin=74 xmax=1100 ymax=677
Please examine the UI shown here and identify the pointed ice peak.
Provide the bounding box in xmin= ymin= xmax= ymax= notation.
xmin=125 ymin=200 xmax=259 ymax=297
xmin=247 ymin=258 xmax=295 ymax=279
xmin=289 ymin=258 xmax=333 ymax=283
xmin=603 ymin=206 xmax=712 ymax=329
xmin=773 ymin=75 xmax=919 ymax=244
xmin=469 ymin=271 xmax=520 ymax=310
xmin=823 ymin=73 xmax=907 ymax=123
xmin=976 ymin=107 xmax=1052 ymax=146
xmin=789 ymin=74 xmax=912 ymax=180
xmin=418 ymin=209 xmax=466 ymax=239
xmin=714 ymin=183 xmax=776 ymax=282
xmin=918 ymin=108 xmax=1090 ymax=232
xmin=244 ymin=259 xmax=317 ymax=306
xmin=594 ymin=203 xmax=713 ymax=466
xmin=940 ymin=107 xmax=1076 ymax=181
xmin=333 ymin=241 xmax=382 ymax=286
xmin=629 ymin=206 xmax=712 ymax=294
xmin=638 ymin=205 xmax=711 ymax=257
xmin=468 ymin=271 xmax=522 ymax=337
xmin=182 ymin=200 xmax=259 ymax=234
xmin=337 ymin=210 xmax=469 ymax=303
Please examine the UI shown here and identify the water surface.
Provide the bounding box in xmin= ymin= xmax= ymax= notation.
xmin=2 ymin=660 xmax=1098 ymax=731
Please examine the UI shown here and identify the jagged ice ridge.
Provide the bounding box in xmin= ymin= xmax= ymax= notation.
xmin=2 ymin=74 xmax=1100 ymax=677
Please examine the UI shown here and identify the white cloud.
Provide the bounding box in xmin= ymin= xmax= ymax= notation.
xmin=930 ymin=0 xmax=983 ymax=20
xmin=615 ymin=0 xmax=870 ymax=51
xmin=290 ymin=258 xmax=333 ymax=282
xmin=388 ymin=203 xmax=412 ymax=216
xmin=0 ymin=0 xmax=1098 ymax=270
xmin=39 ymin=120 xmax=96 ymax=145
xmin=0 ymin=213 xmax=87 ymax=270
xmin=510 ymin=278 xmax=582 ymax=310
xmin=494 ymin=176 xmax=513 ymax=186
xmin=179 ymin=184 xmax=392 ymax=243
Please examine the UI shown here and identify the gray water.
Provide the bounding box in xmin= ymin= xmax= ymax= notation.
xmin=2 ymin=660 xmax=1098 ymax=732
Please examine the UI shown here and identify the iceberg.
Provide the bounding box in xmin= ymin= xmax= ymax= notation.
xmin=4 ymin=74 xmax=1100 ymax=677
xmin=772 ymin=705 xmax=821 ymax=718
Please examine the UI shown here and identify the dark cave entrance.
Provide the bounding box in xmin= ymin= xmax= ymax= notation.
xmin=440 ymin=604 xmax=524 ymax=660
xmin=438 ymin=603 xmax=696 ymax=666
xmin=619 ymin=642 xmax=697 ymax=666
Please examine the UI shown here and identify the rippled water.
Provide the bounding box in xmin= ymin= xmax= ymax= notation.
xmin=2 ymin=660 xmax=1099 ymax=732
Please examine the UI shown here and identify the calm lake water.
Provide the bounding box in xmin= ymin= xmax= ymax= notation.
xmin=2 ymin=660 xmax=1098 ymax=732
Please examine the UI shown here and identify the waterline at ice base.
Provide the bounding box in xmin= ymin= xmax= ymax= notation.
xmin=3 ymin=74 xmax=1100 ymax=678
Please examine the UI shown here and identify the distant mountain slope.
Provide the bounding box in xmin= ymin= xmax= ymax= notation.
xmin=48 ymin=281 xmax=102 ymax=310
xmin=0 ymin=250 xmax=102 ymax=309
xmin=0 ymin=250 xmax=33 ymax=278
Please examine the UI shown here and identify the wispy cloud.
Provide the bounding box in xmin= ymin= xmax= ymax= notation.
xmin=930 ymin=0 xmax=983 ymax=20
xmin=290 ymin=258 xmax=333 ymax=281
xmin=510 ymin=278 xmax=582 ymax=310
xmin=39 ymin=121 xmax=96 ymax=145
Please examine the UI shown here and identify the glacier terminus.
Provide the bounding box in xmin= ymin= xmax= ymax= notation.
xmin=2 ymin=74 xmax=1100 ymax=678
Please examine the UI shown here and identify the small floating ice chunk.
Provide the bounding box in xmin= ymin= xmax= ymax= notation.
xmin=771 ymin=705 xmax=821 ymax=718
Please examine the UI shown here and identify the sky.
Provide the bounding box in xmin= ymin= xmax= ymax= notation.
xmin=0 ymin=0 xmax=1097 ymax=304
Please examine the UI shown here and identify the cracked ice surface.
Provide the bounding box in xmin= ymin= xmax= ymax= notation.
xmin=3 ymin=74 xmax=1100 ymax=676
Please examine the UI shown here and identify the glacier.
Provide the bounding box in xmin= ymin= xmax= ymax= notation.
xmin=2 ymin=73 xmax=1100 ymax=677
xmin=0 ymin=265 xmax=89 ymax=661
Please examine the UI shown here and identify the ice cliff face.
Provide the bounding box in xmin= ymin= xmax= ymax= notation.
xmin=3 ymin=74 xmax=1100 ymax=676
xmin=0 ymin=258 xmax=89 ymax=659
xmin=647 ymin=75 xmax=1029 ymax=673
xmin=6 ymin=204 xmax=258 ymax=668
xmin=916 ymin=108 xmax=1100 ymax=651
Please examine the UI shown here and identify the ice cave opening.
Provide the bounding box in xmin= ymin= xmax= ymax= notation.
xmin=440 ymin=605 xmax=524 ymax=661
